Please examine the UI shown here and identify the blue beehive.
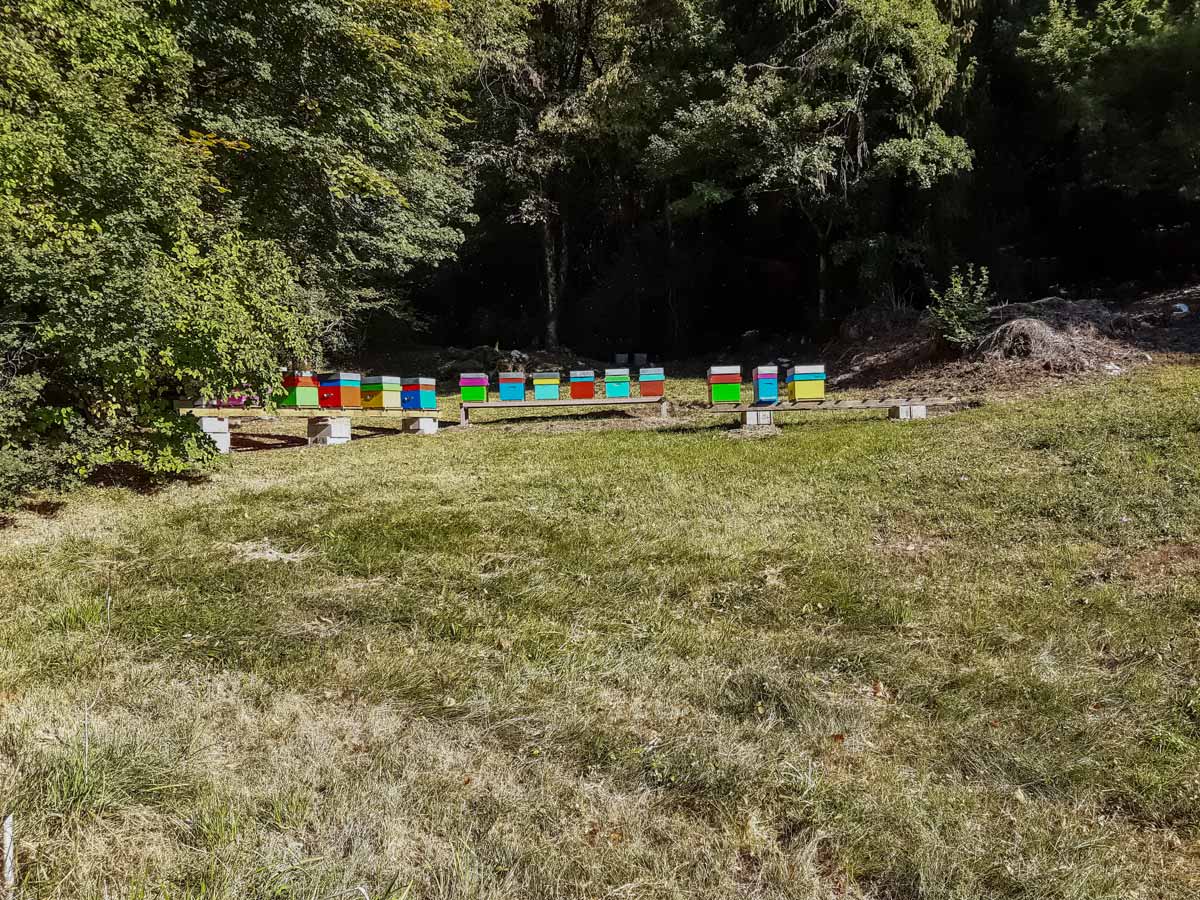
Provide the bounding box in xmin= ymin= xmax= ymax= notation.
xmin=498 ymin=371 xmax=525 ymax=402
xmin=401 ymin=377 xmax=437 ymax=411
xmin=753 ymin=365 xmax=779 ymax=405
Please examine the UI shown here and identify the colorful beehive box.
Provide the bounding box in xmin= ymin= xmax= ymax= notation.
xmin=569 ymin=370 xmax=596 ymax=400
xmin=361 ymin=375 xmax=403 ymax=409
xmin=604 ymin=368 xmax=631 ymax=398
xmin=279 ymin=371 xmax=319 ymax=408
xmin=498 ymin=371 xmax=526 ymax=402
xmin=401 ymin=377 xmax=437 ymax=411
xmin=532 ymin=371 xmax=561 ymax=401
xmin=707 ymin=365 xmax=741 ymax=404
xmin=639 ymin=367 xmax=665 ymax=397
xmin=459 ymin=373 xmax=489 ymax=403
xmin=753 ymin=365 xmax=779 ymax=405
xmin=786 ymin=365 xmax=826 ymax=401
xmin=318 ymin=371 xmax=361 ymax=409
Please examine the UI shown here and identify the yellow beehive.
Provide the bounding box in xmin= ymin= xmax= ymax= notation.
xmin=786 ymin=365 xmax=826 ymax=401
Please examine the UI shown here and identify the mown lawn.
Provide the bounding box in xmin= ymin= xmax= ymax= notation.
xmin=2 ymin=368 xmax=1199 ymax=899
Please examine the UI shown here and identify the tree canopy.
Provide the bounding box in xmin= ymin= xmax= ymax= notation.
xmin=2 ymin=0 xmax=1197 ymax=498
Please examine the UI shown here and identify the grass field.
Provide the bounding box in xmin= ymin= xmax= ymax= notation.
xmin=2 ymin=368 xmax=1199 ymax=899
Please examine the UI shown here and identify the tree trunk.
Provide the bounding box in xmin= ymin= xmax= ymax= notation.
xmin=817 ymin=247 xmax=829 ymax=323
xmin=541 ymin=216 xmax=560 ymax=349
xmin=541 ymin=204 xmax=567 ymax=349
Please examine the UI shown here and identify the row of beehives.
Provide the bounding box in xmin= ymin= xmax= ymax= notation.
xmin=278 ymin=372 xmax=437 ymax=410
xmin=708 ymin=365 xmax=826 ymax=404
xmin=459 ymin=368 xmax=665 ymax=402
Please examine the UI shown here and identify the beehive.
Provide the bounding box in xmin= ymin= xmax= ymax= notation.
xmin=707 ymin=365 xmax=741 ymax=404
xmin=318 ymin=371 xmax=361 ymax=409
xmin=786 ymin=365 xmax=826 ymax=401
xmin=532 ymin=371 xmax=561 ymax=401
xmin=401 ymin=377 xmax=437 ymax=411
xmin=569 ymin=370 xmax=596 ymax=400
xmin=604 ymin=368 xmax=631 ymax=398
xmin=459 ymin=373 xmax=489 ymax=403
xmin=638 ymin=367 xmax=665 ymax=398
xmin=279 ymin=371 xmax=319 ymax=408
xmin=361 ymin=375 xmax=403 ymax=409
xmin=498 ymin=371 xmax=526 ymax=402
xmin=752 ymin=365 xmax=779 ymax=405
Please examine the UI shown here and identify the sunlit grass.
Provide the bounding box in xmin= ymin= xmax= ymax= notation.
xmin=1 ymin=367 xmax=1198 ymax=898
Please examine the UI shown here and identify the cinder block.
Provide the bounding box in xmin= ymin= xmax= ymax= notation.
xmin=740 ymin=410 xmax=774 ymax=428
xmin=888 ymin=405 xmax=927 ymax=420
xmin=308 ymin=416 xmax=352 ymax=445
xmin=198 ymin=416 xmax=229 ymax=435
xmin=402 ymin=416 xmax=439 ymax=435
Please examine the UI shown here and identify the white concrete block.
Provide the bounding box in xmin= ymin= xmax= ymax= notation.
xmin=740 ymin=409 xmax=775 ymax=428
xmin=208 ymin=431 xmax=231 ymax=454
xmin=889 ymin=405 xmax=927 ymax=420
xmin=308 ymin=416 xmax=352 ymax=445
xmin=198 ymin=416 xmax=229 ymax=434
xmin=402 ymin=416 xmax=439 ymax=435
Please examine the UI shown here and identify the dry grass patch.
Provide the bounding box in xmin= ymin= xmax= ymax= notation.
xmin=1 ymin=368 xmax=1198 ymax=898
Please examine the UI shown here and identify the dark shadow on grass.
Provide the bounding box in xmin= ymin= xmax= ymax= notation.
xmin=466 ymin=409 xmax=646 ymax=427
xmin=87 ymin=462 xmax=208 ymax=495
xmin=20 ymin=499 xmax=66 ymax=518
xmin=352 ymin=425 xmax=406 ymax=439
xmin=231 ymin=432 xmax=308 ymax=453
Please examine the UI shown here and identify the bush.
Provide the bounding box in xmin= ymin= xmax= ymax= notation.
xmin=0 ymin=0 xmax=317 ymax=507
xmin=929 ymin=265 xmax=992 ymax=349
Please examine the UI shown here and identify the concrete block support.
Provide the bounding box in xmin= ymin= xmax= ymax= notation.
xmin=403 ymin=416 xmax=439 ymax=436
xmin=889 ymin=405 xmax=928 ymax=421
xmin=308 ymin=416 xmax=352 ymax=446
xmin=198 ymin=417 xmax=231 ymax=454
xmin=740 ymin=409 xmax=775 ymax=428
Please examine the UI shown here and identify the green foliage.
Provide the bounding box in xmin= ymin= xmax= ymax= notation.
xmin=1023 ymin=0 xmax=1200 ymax=197
xmin=174 ymin=0 xmax=489 ymax=340
xmin=0 ymin=0 xmax=316 ymax=504
xmin=929 ymin=264 xmax=992 ymax=348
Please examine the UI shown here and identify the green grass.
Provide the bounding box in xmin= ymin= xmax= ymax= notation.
xmin=2 ymin=368 xmax=1199 ymax=898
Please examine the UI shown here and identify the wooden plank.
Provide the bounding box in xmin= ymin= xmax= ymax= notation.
xmin=461 ymin=395 xmax=667 ymax=425
xmin=705 ymin=397 xmax=961 ymax=413
xmin=462 ymin=396 xmax=662 ymax=410
xmin=175 ymin=404 xmax=412 ymax=420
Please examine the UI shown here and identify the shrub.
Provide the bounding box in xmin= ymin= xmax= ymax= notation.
xmin=929 ymin=265 xmax=992 ymax=349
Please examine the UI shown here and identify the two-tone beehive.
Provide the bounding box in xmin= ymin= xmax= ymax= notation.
xmin=532 ymin=371 xmax=561 ymax=401
xmin=318 ymin=372 xmax=361 ymax=409
xmin=361 ymin=375 xmax=403 ymax=408
xmin=707 ymin=366 xmax=741 ymax=404
xmin=604 ymin=368 xmax=631 ymax=398
xmin=498 ymin=371 xmax=526 ymax=402
xmin=459 ymin=373 xmax=489 ymax=403
xmin=786 ymin=365 xmax=826 ymax=401
xmin=752 ymin=366 xmax=779 ymax=405
xmin=638 ymin=367 xmax=665 ymax=397
xmin=402 ymin=377 xmax=437 ymax=411
xmin=569 ymin=370 xmax=596 ymax=400
xmin=279 ymin=371 xmax=319 ymax=408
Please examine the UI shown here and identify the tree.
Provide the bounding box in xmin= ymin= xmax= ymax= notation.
xmin=173 ymin=0 xmax=486 ymax=347
xmin=645 ymin=0 xmax=974 ymax=322
xmin=0 ymin=0 xmax=314 ymax=501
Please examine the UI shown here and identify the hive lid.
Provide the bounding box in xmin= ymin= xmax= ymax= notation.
xmin=752 ymin=366 xmax=779 ymax=378
xmin=708 ymin=365 xmax=741 ymax=376
xmin=569 ymin=370 xmax=595 ymax=378
xmin=605 ymin=368 xmax=630 ymax=377
xmin=787 ymin=365 xmax=826 ymax=376
xmin=531 ymin=371 xmax=561 ymax=380
xmin=639 ymin=367 xmax=665 ymax=377
xmin=319 ymin=371 xmax=361 ymax=381
xmin=402 ymin=377 xmax=436 ymax=386
xmin=459 ymin=372 xmax=488 ymax=380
